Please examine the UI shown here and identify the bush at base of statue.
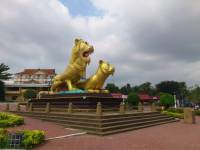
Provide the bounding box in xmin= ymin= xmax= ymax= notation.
xmin=159 ymin=93 xmax=174 ymax=109
xmin=127 ymin=92 xmax=140 ymax=106
xmin=0 ymin=112 xmax=24 ymax=128
xmin=23 ymin=89 xmax=37 ymax=99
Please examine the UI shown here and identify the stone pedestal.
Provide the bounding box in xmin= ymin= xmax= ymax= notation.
xmin=17 ymin=104 xmax=20 ymax=112
xmin=5 ymin=103 xmax=10 ymax=111
xmin=45 ymin=103 xmax=50 ymax=113
xmin=29 ymin=103 xmax=33 ymax=112
xmin=26 ymin=103 xmax=29 ymax=111
xmin=96 ymin=102 xmax=102 ymax=116
xmin=138 ymin=102 xmax=144 ymax=112
xmin=68 ymin=102 xmax=73 ymax=114
xmin=184 ymin=108 xmax=195 ymax=124
xmin=151 ymin=103 xmax=156 ymax=112
xmin=119 ymin=102 xmax=125 ymax=115
xmin=125 ymin=103 xmax=129 ymax=111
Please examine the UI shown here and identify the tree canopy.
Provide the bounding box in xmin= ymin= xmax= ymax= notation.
xmin=23 ymin=89 xmax=37 ymax=99
xmin=156 ymin=81 xmax=187 ymax=99
xmin=159 ymin=93 xmax=174 ymax=108
xmin=127 ymin=92 xmax=140 ymax=106
xmin=187 ymin=85 xmax=200 ymax=104
xmin=105 ymin=83 xmax=119 ymax=93
xmin=0 ymin=63 xmax=11 ymax=81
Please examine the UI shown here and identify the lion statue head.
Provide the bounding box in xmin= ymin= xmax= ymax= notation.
xmin=98 ymin=60 xmax=115 ymax=76
xmin=70 ymin=38 xmax=94 ymax=64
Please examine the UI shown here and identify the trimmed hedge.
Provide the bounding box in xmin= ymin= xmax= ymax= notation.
xmin=194 ymin=110 xmax=200 ymax=116
xmin=19 ymin=130 xmax=45 ymax=149
xmin=0 ymin=129 xmax=45 ymax=149
xmin=0 ymin=128 xmax=8 ymax=148
xmin=0 ymin=112 xmax=24 ymax=128
xmin=167 ymin=108 xmax=200 ymax=116
xmin=162 ymin=111 xmax=183 ymax=119
xmin=167 ymin=108 xmax=184 ymax=113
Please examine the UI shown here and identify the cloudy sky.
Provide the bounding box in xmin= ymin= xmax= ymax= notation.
xmin=0 ymin=0 xmax=200 ymax=86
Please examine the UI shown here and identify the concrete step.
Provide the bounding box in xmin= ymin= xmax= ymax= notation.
xmin=12 ymin=112 xmax=169 ymax=128
xmin=34 ymin=116 xmax=168 ymax=127
xmin=34 ymin=115 xmax=170 ymax=128
xmin=58 ymin=117 xmax=176 ymax=132
xmin=101 ymin=117 xmax=175 ymax=132
xmin=11 ymin=111 xmax=163 ymax=123
xmin=93 ymin=120 xmax=178 ymax=135
xmin=10 ymin=111 xmax=178 ymax=135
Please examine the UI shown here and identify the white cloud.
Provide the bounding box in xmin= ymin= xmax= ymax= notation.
xmin=0 ymin=0 xmax=200 ymax=87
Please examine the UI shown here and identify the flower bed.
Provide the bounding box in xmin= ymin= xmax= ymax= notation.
xmin=162 ymin=111 xmax=183 ymax=119
xmin=0 ymin=128 xmax=45 ymax=149
xmin=0 ymin=112 xmax=24 ymax=128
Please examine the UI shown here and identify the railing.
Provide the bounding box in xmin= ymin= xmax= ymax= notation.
xmin=5 ymin=102 xmax=160 ymax=116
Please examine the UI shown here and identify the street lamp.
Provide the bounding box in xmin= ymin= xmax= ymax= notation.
xmin=174 ymin=92 xmax=177 ymax=109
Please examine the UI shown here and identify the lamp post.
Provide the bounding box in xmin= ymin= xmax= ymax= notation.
xmin=174 ymin=92 xmax=177 ymax=109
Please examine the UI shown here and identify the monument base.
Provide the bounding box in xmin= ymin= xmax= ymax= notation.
xmin=29 ymin=93 xmax=123 ymax=112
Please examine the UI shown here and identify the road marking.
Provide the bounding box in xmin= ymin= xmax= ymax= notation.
xmin=46 ymin=132 xmax=87 ymax=140
xmin=65 ymin=128 xmax=78 ymax=131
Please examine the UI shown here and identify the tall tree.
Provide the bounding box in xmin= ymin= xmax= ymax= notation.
xmin=105 ymin=83 xmax=119 ymax=93
xmin=0 ymin=63 xmax=11 ymax=81
xmin=0 ymin=81 xmax=5 ymax=101
xmin=137 ymin=82 xmax=157 ymax=95
xmin=187 ymin=85 xmax=200 ymax=104
xmin=120 ymin=83 xmax=132 ymax=95
xmin=156 ymin=81 xmax=187 ymax=99
xmin=0 ymin=63 xmax=11 ymax=101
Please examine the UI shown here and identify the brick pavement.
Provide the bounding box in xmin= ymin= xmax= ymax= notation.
xmin=1 ymin=103 xmax=200 ymax=150
xmin=35 ymin=117 xmax=200 ymax=150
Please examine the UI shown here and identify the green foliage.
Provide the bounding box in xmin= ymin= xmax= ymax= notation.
xmin=156 ymin=81 xmax=187 ymax=100
xmin=0 ymin=129 xmax=45 ymax=149
xmin=127 ymin=92 xmax=140 ymax=106
xmin=167 ymin=108 xmax=184 ymax=113
xmin=187 ymin=86 xmax=200 ymax=103
xmin=0 ymin=81 xmax=5 ymax=101
xmin=136 ymin=82 xmax=157 ymax=95
xmin=0 ymin=63 xmax=11 ymax=81
xmin=120 ymin=83 xmax=132 ymax=95
xmin=162 ymin=111 xmax=183 ymax=119
xmin=23 ymin=89 xmax=37 ymax=99
xmin=194 ymin=110 xmax=200 ymax=116
xmin=20 ymin=130 xmax=45 ymax=149
xmin=105 ymin=83 xmax=119 ymax=93
xmin=0 ymin=112 xmax=24 ymax=128
xmin=159 ymin=93 xmax=174 ymax=108
xmin=0 ymin=128 xmax=8 ymax=148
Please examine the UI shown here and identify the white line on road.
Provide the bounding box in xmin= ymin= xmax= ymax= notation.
xmin=46 ymin=132 xmax=87 ymax=140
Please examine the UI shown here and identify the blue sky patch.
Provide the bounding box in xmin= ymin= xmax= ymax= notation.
xmin=59 ymin=0 xmax=103 ymax=17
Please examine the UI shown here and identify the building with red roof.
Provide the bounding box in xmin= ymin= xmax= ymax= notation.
xmin=5 ymin=68 xmax=56 ymax=101
xmin=138 ymin=93 xmax=159 ymax=103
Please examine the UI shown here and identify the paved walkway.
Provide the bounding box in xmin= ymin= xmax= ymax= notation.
xmin=35 ymin=117 xmax=200 ymax=150
xmin=1 ymin=103 xmax=200 ymax=150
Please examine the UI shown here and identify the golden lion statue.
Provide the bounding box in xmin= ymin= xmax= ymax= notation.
xmin=76 ymin=60 xmax=115 ymax=93
xmin=51 ymin=39 xmax=94 ymax=92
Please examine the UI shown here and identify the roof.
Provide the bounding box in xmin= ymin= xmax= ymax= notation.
xmin=5 ymin=83 xmax=50 ymax=88
xmin=139 ymin=94 xmax=159 ymax=102
xmin=15 ymin=69 xmax=55 ymax=75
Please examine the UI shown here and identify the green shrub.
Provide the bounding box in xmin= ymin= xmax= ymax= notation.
xmin=162 ymin=111 xmax=183 ymax=119
xmin=167 ymin=108 xmax=184 ymax=113
xmin=194 ymin=110 xmax=200 ymax=116
xmin=0 ymin=128 xmax=8 ymax=148
xmin=159 ymin=93 xmax=174 ymax=109
xmin=127 ymin=92 xmax=140 ymax=106
xmin=23 ymin=89 xmax=37 ymax=99
xmin=20 ymin=130 xmax=45 ymax=149
xmin=0 ymin=112 xmax=24 ymax=128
